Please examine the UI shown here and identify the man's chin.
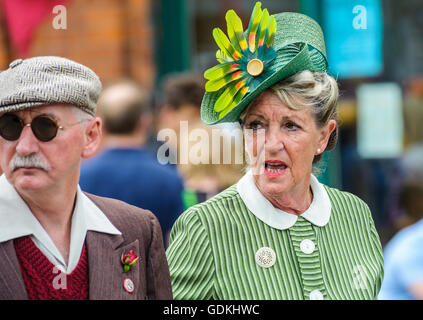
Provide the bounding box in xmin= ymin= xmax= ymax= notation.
xmin=10 ymin=170 xmax=49 ymax=192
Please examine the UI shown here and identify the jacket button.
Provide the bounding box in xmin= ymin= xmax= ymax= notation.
xmin=310 ymin=289 xmax=324 ymax=300
xmin=300 ymin=239 xmax=315 ymax=254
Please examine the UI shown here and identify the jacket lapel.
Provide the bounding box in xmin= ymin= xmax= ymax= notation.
xmin=0 ymin=240 xmax=28 ymax=300
xmin=86 ymin=231 xmax=141 ymax=300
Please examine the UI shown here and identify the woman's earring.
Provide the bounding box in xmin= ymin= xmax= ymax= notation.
xmin=317 ymin=148 xmax=321 ymax=154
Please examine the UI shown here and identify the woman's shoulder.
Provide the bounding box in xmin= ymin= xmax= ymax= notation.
xmin=169 ymin=184 xmax=244 ymax=245
xmin=322 ymin=185 xmax=375 ymax=229
xmin=195 ymin=184 xmax=241 ymax=209
xmin=324 ymin=185 xmax=370 ymax=211
xmin=177 ymin=184 xmax=243 ymax=221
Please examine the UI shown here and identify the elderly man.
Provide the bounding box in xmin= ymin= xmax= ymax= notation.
xmin=0 ymin=56 xmax=172 ymax=300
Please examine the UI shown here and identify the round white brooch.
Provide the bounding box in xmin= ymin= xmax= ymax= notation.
xmin=255 ymin=247 xmax=276 ymax=268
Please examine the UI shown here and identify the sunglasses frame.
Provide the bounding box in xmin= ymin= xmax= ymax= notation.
xmin=0 ymin=113 xmax=87 ymax=142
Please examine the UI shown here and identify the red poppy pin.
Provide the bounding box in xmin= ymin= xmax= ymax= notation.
xmin=121 ymin=250 xmax=139 ymax=273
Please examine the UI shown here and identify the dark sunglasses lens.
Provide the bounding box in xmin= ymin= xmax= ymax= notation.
xmin=32 ymin=116 xmax=58 ymax=142
xmin=0 ymin=114 xmax=23 ymax=141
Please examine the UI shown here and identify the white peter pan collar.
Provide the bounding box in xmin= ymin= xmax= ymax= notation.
xmin=0 ymin=174 xmax=121 ymax=274
xmin=236 ymin=170 xmax=331 ymax=230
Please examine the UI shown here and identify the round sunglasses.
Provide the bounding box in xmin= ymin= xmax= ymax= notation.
xmin=0 ymin=113 xmax=84 ymax=142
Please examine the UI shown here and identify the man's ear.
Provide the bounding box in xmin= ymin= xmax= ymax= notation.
xmin=317 ymin=119 xmax=337 ymax=153
xmin=81 ymin=117 xmax=102 ymax=159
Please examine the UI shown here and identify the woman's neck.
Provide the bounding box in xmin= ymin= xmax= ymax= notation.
xmin=257 ymin=182 xmax=314 ymax=216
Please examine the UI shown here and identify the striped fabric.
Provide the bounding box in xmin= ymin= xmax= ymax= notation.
xmin=166 ymin=184 xmax=384 ymax=300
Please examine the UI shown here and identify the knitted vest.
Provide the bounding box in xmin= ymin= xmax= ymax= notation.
xmin=14 ymin=236 xmax=89 ymax=300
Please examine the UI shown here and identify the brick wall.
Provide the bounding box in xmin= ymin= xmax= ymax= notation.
xmin=0 ymin=3 xmax=10 ymax=69
xmin=0 ymin=0 xmax=154 ymax=89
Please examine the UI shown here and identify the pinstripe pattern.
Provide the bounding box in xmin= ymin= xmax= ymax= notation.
xmin=86 ymin=193 xmax=173 ymax=300
xmin=0 ymin=240 xmax=28 ymax=300
xmin=166 ymin=184 xmax=384 ymax=300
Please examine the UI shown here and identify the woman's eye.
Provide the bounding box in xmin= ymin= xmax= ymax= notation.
xmin=285 ymin=121 xmax=300 ymax=131
xmin=246 ymin=120 xmax=264 ymax=130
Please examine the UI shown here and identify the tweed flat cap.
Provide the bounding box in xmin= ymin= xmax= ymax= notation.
xmin=0 ymin=56 xmax=102 ymax=116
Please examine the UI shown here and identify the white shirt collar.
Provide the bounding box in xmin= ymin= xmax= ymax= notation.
xmin=236 ymin=170 xmax=331 ymax=230
xmin=0 ymin=174 xmax=121 ymax=273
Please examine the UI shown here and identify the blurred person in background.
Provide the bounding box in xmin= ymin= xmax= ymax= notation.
xmin=378 ymin=179 xmax=423 ymax=300
xmin=394 ymin=181 xmax=423 ymax=232
xmin=79 ymin=80 xmax=184 ymax=248
xmin=157 ymin=73 xmax=244 ymax=207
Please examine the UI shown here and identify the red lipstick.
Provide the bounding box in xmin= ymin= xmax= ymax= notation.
xmin=264 ymin=160 xmax=287 ymax=178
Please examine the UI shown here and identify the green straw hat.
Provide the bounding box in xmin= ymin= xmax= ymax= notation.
xmin=201 ymin=2 xmax=328 ymax=125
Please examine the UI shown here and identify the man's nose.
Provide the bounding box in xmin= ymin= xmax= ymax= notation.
xmin=15 ymin=125 xmax=40 ymax=156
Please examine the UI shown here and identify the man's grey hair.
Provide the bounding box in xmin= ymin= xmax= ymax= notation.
xmin=71 ymin=106 xmax=95 ymax=123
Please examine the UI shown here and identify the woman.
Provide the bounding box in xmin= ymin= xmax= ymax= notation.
xmin=166 ymin=2 xmax=383 ymax=300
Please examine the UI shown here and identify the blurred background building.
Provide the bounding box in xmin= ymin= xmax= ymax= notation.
xmin=1 ymin=0 xmax=423 ymax=246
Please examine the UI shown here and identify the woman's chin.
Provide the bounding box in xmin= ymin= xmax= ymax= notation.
xmin=254 ymin=171 xmax=290 ymax=196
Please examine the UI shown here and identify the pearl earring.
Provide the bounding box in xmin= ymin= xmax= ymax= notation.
xmin=317 ymin=148 xmax=321 ymax=154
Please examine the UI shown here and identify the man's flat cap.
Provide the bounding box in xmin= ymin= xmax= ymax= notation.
xmin=0 ymin=56 xmax=102 ymax=116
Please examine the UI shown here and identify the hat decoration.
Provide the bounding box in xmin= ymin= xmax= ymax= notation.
xmin=204 ymin=2 xmax=277 ymax=119
xmin=201 ymin=3 xmax=328 ymax=125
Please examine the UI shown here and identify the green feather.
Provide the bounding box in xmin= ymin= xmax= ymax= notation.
xmin=257 ymin=9 xmax=269 ymax=49
xmin=217 ymin=86 xmax=248 ymax=119
xmin=225 ymin=10 xmax=248 ymax=53
xmin=216 ymin=50 xmax=232 ymax=63
xmin=214 ymin=81 xmax=244 ymax=112
xmin=213 ymin=27 xmax=241 ymax=60
xmin=226 ymin=20 xmax=242 ymax=53
xmin=265 ymin=16 xmax=277 ymax=48
xmin=246 ymin=2 xmax=263 ymax=53
xmin=205 ymin=71 xmax=245 ymax=92
xmin=204 ymin=62 xmax=239 ymax=81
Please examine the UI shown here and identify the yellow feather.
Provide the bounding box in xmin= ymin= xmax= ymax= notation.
xmin=265 ymin=16 xmax=277 ymax=47
xmin=247 ymin=2 xmax=263 ymax=53
xmin=225 ymin=10 xmax=248 ymax=52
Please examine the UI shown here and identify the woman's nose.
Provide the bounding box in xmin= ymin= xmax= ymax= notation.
xmin=265 ymin=125 xmax=285 ymax=153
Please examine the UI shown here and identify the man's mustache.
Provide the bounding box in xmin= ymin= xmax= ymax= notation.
xmin=9 ymin=154 xmax=51 ymax=172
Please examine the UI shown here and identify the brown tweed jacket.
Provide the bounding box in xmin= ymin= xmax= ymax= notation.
xmin=0 ymin=192 xmax=173 ymax=300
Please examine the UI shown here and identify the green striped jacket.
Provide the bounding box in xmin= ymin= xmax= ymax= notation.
xmin=166 ymin=174 xmax=384 ymax=300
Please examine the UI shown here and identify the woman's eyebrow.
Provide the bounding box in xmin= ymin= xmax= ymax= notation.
xmin=247 ymin=113 xmax=266 ymax=120
xmin=281 ymin=112 xmax=308 ymax=123
xmin=282 ymin=115 xmax=301 ymax=122
xmin=247 ymin=111 xmax=308 ymax=124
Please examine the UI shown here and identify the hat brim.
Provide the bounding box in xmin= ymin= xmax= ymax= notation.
xmin=0 ymin=101 xmax=95 ymax=116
